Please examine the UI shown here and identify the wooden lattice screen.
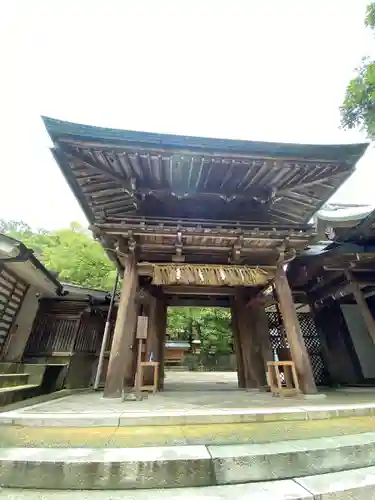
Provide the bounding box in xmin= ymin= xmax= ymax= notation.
xmin=73 ymin=312 xmax=105 ymax=354
xmin=266 ymin=310 xmax=327 ymax=385
xmin=0 ymin=266 xmax=28 ymax=354
xmin=25 ymin=299 xmax=108 ymax=357
xmin=25 ymin=314 xmax=80 ymax=354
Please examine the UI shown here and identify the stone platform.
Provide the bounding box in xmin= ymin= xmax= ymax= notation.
xmin=1 ymin=377 xmax=375 ymax=427
xmin=1 ymin=373 xmax=375 ymax=495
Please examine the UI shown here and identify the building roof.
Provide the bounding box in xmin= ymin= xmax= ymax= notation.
xmin=165 ymin=341 xmax=190 ymax=350
xmin=43 ymin=116 xmax=368 ymax=226
xmin=318 ymin=203 xmax=375 ymax=223
xmin=0 ymin=233 xmax=62 ymax=295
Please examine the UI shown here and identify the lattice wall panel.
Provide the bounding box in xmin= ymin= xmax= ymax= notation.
xmin=0 ymin=266 xmax=28 ymax=353
xmin=266 ymin=310 xmax=327 ymax=385
xmin=267 ymin=311 xmax=288 ymax=350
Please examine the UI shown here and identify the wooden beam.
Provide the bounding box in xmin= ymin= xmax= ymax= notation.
xmin=274 ymin=265 xmax=317 ymax=394
xmin=277 ymin=169 xmax=352 ymax=195
xmin=139 ymin=186 xmax=273 ymax=203
xmin=94 ymin=226 xmax=311 ymax=244
xmin=345 ymin=270 xmax=375 ymax=343
xmin=167 ymin=298 xmax=230 ymax=308
xmin=93 ymin=214 xmax=313 ymax=232
xmin=66 ymin=148 xmax=136 ymax=193
xmin=163 ymin=285 xmax=237 ymax=296
xmin=103 ymin=254 xmax=138 ymax=398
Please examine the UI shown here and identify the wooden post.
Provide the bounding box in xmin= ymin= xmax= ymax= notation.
xmin=345 ymin=270 xmax=375 ymax=343
xmin=230 ymin=300 xmax=246 ymax=388
xmin=274 ymin=265 xmax=317 ymax=394
xmin=103 ymin=254 xmax=138 ymax=398
xmin=155 ymin=297 xmax=167 ymax=390
xmin=247 ymin=304 xmax=268 ymax=387
xmin=253 ymin=303 xmax=273 ymax=373
xmin=233 ymin=291 xmax=266 ymax=388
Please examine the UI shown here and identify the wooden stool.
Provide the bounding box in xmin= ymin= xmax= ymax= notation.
xmin=267 ymin=361 xmax=300 ymax=397
xmin=135 ymin=361 xmax=160 ymax=394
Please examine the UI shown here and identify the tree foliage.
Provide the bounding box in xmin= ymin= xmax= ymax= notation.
xmin=1 ymin=219 xmax=233 ymax=353
xmin=341 ymin=3 xmax=375 ymax=137
xmin=0 ymin=219 xmax=117 ymax=290
xmin=167 ymin=307 xmax=233 ymax=355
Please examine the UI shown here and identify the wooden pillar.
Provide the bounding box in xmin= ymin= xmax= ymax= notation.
xmin=253 ymin=303 xmax=273 ymax=371
xmin=230 ymin=300 xmax=245 ymax=388
xmin=247 ymin=304 xmax=268 ymax=387
xmin=103 ymin=254 xmax=138 ymax=398
xmin=156 ymin=298 xmax=167 ymax=390
xmin=345 ymin=270 xmax=375 ymax=343
xmin=233 ymin=291 xmax=266 ymax=388
xmin=274 ymin=265 xmax=317 ymax=394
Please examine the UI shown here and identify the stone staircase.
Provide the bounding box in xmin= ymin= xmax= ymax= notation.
xmin=0 ymin=363 xmax=45 ymax=407
xmin=1 ymin=399 xmax=375 ymax=497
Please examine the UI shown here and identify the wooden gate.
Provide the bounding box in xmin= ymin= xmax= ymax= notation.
xmin=266 ymin=309 xmax=328 ymax=385
xmin=0 ymin=266 xmax=28 ymax=354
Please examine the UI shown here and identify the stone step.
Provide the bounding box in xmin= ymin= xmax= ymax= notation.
xmin=3 ymin=466 xmax=375 ymax=498
xmin=0 ymin=373 xmax=29 ymax=389
xmin=0 ymin=384 xmax=40 ymax=407
xmin=2 ymin=402 xmax=375 ymax=427
xmin=2 ymin=432 xmax=375 ymax=490
xmin=0 ymin=363 xmax=22 ymax=374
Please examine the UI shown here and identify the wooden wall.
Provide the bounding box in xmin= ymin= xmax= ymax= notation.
xmin=24 ymin=299 xmax=108 ymax=388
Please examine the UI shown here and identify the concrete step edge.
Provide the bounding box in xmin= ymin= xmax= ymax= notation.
xmin=2 ymin=403 xmax=375 ymax=427
xmin=1 ymin=432 xmax=375 ymax=489
xmin=3 ymin=466 xmax=375 ymax=498
xmin=0 ymin=384 xmax=39 ymax=394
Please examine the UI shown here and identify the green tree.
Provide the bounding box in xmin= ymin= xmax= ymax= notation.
xmin=341 ymin=3 xmax=375 ymax=137
xmin=167 ymin=306 xmax=233 ymax=355
xmin=1 ymin=220 xmax=116 ymax=290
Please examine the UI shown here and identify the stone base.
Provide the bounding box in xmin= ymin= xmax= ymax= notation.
xmin=123 ymin=391 xmax=148 ymax=402
xmin=302 ymin=393 xmax=327 ymax=400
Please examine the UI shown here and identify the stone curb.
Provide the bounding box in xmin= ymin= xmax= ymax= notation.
xmin=0 ymin=387 xmax=88 ymax=413
xmin=3 ymin=468 xmax=375 ymax=498
xmin=2 ymin=433 xmax=375 ymax=490
xmin=2 ymin=403 xmax=375 ymax=427
xmin=209 ymin=431 xmax=375 ymax=484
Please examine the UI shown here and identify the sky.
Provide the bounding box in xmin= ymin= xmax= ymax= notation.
xmin=0 ymin=0 xmax=374 ymax=230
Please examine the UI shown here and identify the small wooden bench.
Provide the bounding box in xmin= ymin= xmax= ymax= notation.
xmin=267 ymin=361 xmax=301 ymax=398
xmin=135 ymin=361 xmax=160 ymax=394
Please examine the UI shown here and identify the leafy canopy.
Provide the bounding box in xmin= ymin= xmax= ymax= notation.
xmin=341 ymin=3 xmax=375 ymax=138
xmin=167 ymin=307 xmax=233 ymax=355
xmin=0 ymin=219 xmax=117 ymax=290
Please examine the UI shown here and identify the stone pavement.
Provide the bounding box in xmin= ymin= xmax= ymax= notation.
xmin=1 ymin=371 xmax=375 ymax=428
xmin=2 ymin=415 xmax=375 ymax=448
xmin=5 ymin=371 xmax=375 ymax=415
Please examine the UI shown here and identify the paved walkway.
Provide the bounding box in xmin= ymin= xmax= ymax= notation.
xmin=2 ymin=414 xmax=375 ymax=448
xmin=5 ymin=371 xmax=375 ymax=415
